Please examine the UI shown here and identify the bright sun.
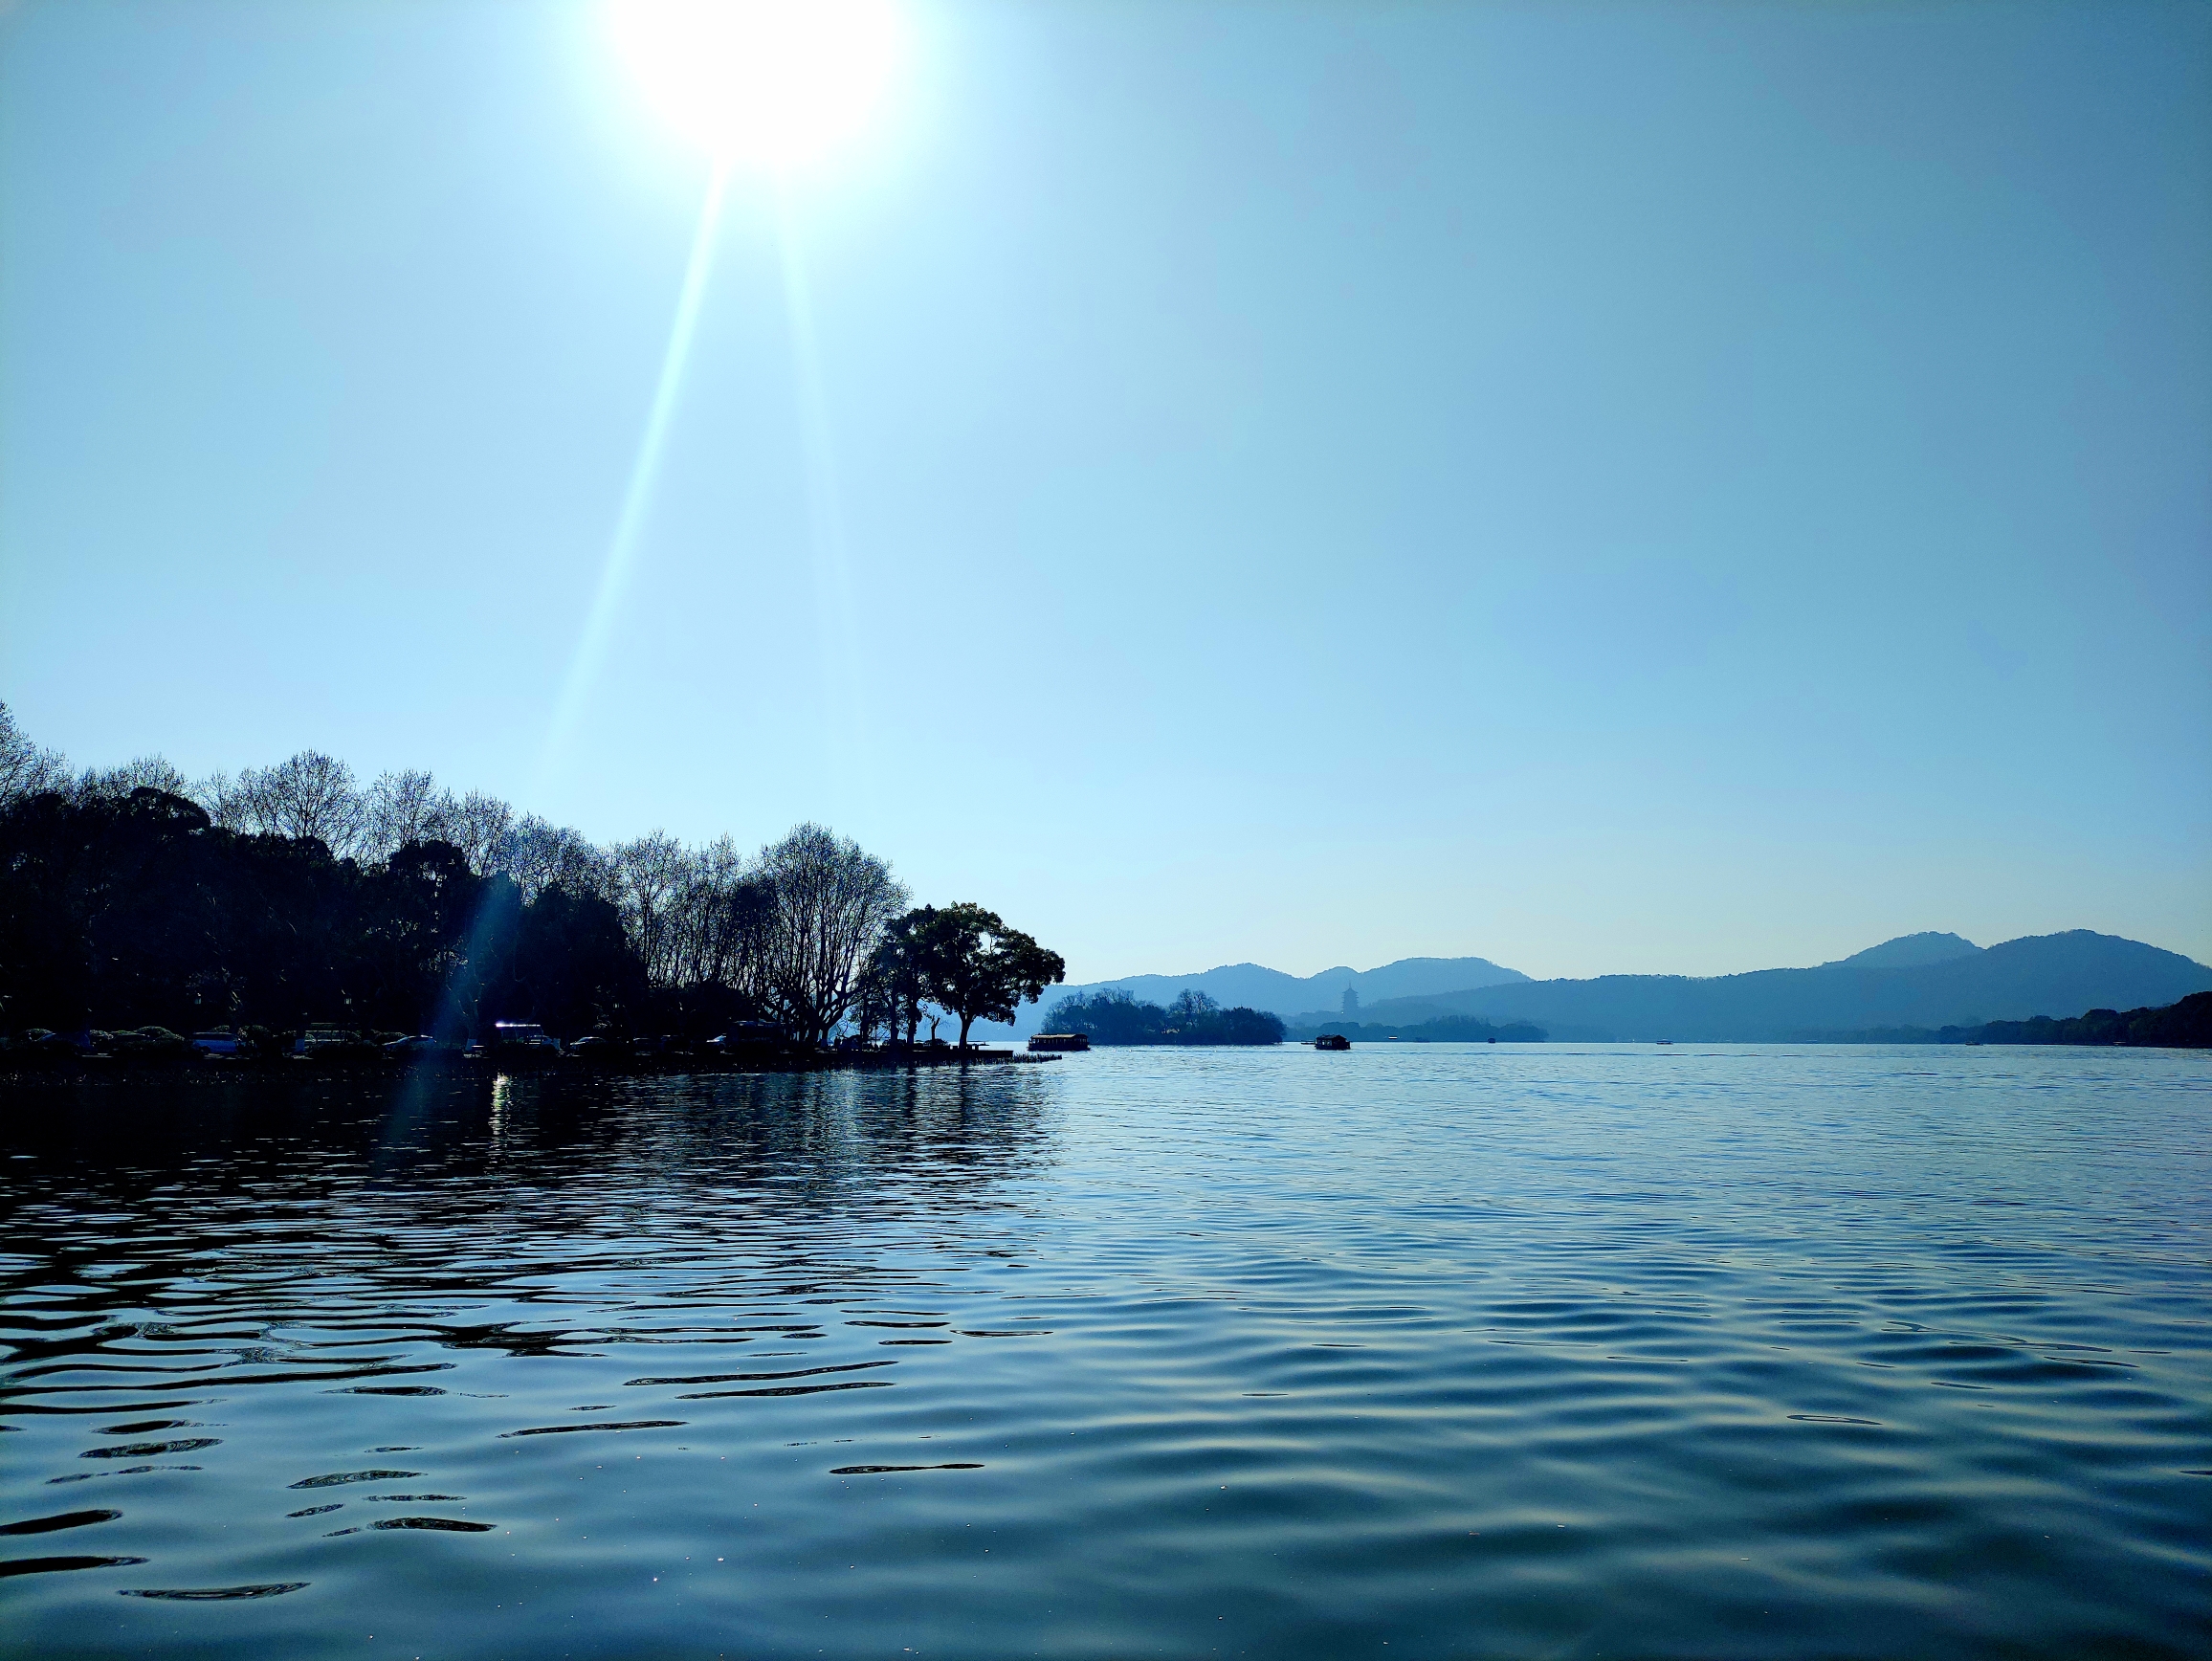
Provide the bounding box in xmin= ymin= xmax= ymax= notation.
xmin=608 ymin=0 xmax=902 ymax=169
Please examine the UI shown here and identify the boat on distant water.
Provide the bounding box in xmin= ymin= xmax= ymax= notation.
xmin=1315 ymin=1033 xmax=1351 ymax=1052
xmin=1029 ymin=1033 xmax=1091 ymax=1052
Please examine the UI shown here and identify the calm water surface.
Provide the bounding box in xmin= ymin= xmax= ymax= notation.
xmin=2 ymin=1047 xmax=2206 ymax=1659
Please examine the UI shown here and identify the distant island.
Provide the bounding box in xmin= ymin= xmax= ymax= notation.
xmin=1043 ymin=989 xmax=1285 ymax=1046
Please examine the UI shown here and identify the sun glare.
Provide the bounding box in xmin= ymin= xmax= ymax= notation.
xmin=609 ymin=0 xmax=902 ymax=169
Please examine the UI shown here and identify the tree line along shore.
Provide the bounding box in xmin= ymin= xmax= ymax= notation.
xmin=0 ymin=704 xmax=1079 ymax=1065
xmin=1783 ymin=992 xmax=2212 ymax=1049
xmin=0 ymin=704 xmax=1302 ymax=1069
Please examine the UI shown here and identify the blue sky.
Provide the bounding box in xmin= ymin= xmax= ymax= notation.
xmin=4 ymin=0 xmax=2207 ymax=981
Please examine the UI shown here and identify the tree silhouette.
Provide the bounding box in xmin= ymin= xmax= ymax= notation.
xmin=861 ymin=907 xmax=933 ymax=1047
xmin=760 ymin=825 xmax=908 ymax=1046
xmin=911 ymin=902 xmax=1066 ymax=1050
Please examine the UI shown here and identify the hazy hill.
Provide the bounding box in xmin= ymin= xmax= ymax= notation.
xmin=1340 ymin=931 xmax=2212 ymax=1042
xmin=1825 ymin=931 xmax=1982 ymax=969
xmin=998 ymin=955 xmax=1530 ymax=1036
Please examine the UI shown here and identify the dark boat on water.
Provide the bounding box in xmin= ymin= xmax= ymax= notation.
xmin=1315 ymin=1033 xmax=1351 ymax=1051
xmin=1029 ymin=1033 xmax=1091 ymax=1052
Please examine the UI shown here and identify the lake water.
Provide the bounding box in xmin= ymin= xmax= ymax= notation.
xmin=2 ymin=1046 xmax=2207 ymax=1659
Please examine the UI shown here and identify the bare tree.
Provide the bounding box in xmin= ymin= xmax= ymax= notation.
xmin=662 ymin=838 xmax=722 ymax=987
xmin=360 ymin=769 xmax=448 ymax=861
xmin=0 ymin=700 xmax=71 ymax=803
xmin=225 ymin=751 xmax=364 ymax=851
xmin=760 ymin=824 xmax=908 ymax=1047
xmin=612 ymin=831 xmax=692 ymax=985
xmin=190 ymin=770 xmax=253 ymax=830
xmin=76 ymin=755 xmax=191 ymax=801
xmin=1169 ymin=989 xmax=1221 ymax=1026
xmin=502 ymin=814 xmax=613 ymax=903
xmin=438 ymin=790 xmax=515 ymax=874
xmin=661 ymin=835 xmax=775 ymax=994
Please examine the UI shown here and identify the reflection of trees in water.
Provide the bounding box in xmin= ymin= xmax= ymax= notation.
xmin=0 ymin=1068 xmax=1053 ymax=1192
xmin=0 ymin=1072 xmax=1059 ymax=1369
xmin=480 ymin=1067 xmax=1057 ymax=1195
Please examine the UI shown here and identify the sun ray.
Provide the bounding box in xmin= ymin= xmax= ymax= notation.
xmin=772 ymin=185 xmax=866 ymax=773
xmin=539 ymin=161 xmax=732 ymax=791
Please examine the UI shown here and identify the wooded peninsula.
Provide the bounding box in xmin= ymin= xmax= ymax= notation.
xmin=0 ymin=703 xmax=1081 ymax=1062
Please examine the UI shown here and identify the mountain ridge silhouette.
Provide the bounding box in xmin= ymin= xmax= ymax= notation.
xmin=1004 ymin=955 xmax=1529 ymax=1033
xmin=1001 ymin=931 xmax=2212 ymax=1040
xmin=1305 ymin=931 xmax=2211 ymax=1041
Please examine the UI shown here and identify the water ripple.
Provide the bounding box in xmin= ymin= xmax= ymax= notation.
xmin=0 ymin=1051 xmax=2205 ymax=1658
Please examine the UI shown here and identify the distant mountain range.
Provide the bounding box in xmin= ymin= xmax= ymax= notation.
xmin=994 ymin=930 xmax=2212 ymax=1043
xmin=1821 ymin=931 xmax=1983 ymax=969
xmin=1307 ymin=931 xmax=2211 ymax=1042
xmin=993 ymin=956 xmax=1527 ymax=1036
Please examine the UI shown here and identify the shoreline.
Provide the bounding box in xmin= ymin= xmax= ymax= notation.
xmin=0 ymin=1048 xmax=1057 ymax=1089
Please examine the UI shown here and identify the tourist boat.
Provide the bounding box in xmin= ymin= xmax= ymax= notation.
xmin=1315 ymin=1033 xmax=1351 ymax=1051
xmin=1028 ymin=1032 xmax=1091 ymax=1052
